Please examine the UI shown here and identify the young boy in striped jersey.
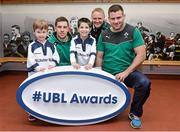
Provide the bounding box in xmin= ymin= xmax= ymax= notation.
xmin=70 ymin=17 xmax=96 ymax=70
xmin=27 ymin=19 xmax=60 ymax=121
xmin=27 ymin=19 xmax=59 ymax=76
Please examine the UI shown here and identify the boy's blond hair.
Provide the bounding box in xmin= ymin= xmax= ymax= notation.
xmin=33 ymin=19 xmax=48 ymax=32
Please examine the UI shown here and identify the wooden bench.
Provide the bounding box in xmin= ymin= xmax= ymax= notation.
xmin=143 ymin=60 xmax=180 ymax=66
xmin=0 ymin=57 xmax=180 ymax=66
xmin=0 ymin=57 xmax=27 ymax=63
xmin=142 ymin=60 xmax=180 ymax=75
xmin=0 ymin=57 xmax=180 ymax=74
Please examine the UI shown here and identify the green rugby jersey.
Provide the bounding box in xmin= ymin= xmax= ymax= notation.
xmin=97 ymin=23 xmax=144 ymax=75
xmin=48 ymin=32 xmax=72 ymax=66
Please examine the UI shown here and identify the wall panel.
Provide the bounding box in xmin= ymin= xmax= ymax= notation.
xmin=2 ymin=0 xmax=180 ymax=4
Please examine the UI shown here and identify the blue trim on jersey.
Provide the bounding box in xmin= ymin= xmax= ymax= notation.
xmin=70 ymin=51 xmax=76 ymax=54
xmin=27 ymin=63 xmax=39 ymax=72
xmin=32 ymin=40 xmax=55 ymax=56
xmin=52 ymin=59 xmax=58 ymax=66
xmin=89 ymin=52 xmax=96 ymax=56
xmin=45 ymin=41 xmax=55 ymax=54
xmin=31 ymin=41 xmax=42 ymax=53
xmin=74 ymin=35 xmax=95 ymax=52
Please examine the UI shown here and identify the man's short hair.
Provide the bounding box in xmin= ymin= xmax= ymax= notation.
xmin=33 ymin=19 xmax=48 ymax=32
xmin=137 ymin=22 xmax=142 ymax=25
xmin=48 ymin=24 xmax=55 ymax=30
xmin=91 ymin=8 xmax=105 ymax=18
xmin=21 ymin=31 xmax=31 ymax=38
xmin=108 ymin=4 xmax=124 ymax=17
xmin=156 ymin=32 xmax=161 ymax=35
xmin=11 ymin=25 xmax=20 ymax=31
xmin=55 ymin=16 xmax=69 ymax=26
xmin=70 ymin=16 xmax=78 ymax=23
xmin=4 ymin=33 xmax=10 ymax=37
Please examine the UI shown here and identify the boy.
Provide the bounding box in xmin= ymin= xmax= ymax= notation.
xmin=27 ymin=19 xmax=60 ymax=121
xmin=70 ymin=17 xmax=96 ymax=70
xmin=27 ymin=19 xmax=59 ymax=76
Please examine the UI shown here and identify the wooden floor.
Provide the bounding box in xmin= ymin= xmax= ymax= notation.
xmin=0 ymin=71 xmax=180 ymax=131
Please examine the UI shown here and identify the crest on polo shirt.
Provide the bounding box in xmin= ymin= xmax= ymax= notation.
xmin=124 ymin=32 xmax=129 ymax=39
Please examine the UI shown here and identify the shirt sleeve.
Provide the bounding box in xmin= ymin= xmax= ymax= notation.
xmin=97 ymin=34 xmax=104 ymax=52
xmin=88 ymin=38 xmax=96 ymax=65
xmin=26 ymin=43 xmax=39 ymax=72
xmin=51 ymin=45 xmax=60 ymax=66
xmin=133 ymin=28 xmax=145 ymax=48
xmin=70 ymin=39 xmax=77 ymax=63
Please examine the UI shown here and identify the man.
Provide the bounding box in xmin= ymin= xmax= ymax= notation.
xmin=11 ymin=25 xmax=21 ymax=43
xmin=163 ymin=32 xmax=176 ymax=60
xmin=69 ymin=16 xmax=78 ymax=37
xmin=155 ymin=32 xmax=166 ymax=53
xmin=96 ymin=4 xmax=151 ymax=129
xmin=17 ymin=31 xmax=32 ymax=57
xmin=48 ymin=16 xmax=72 ymax=66
xmin=136 ymin=21 xmax=150 ymax=42
xmin=136 ymin=22 xmax=149 ymax=33
xmin=6 ymin=40 xmax=24 ymax=57
xmin=90 ymin=8 xmax=110 ymax=42
xmin=174 ymin=33 xmax=180 ymax=60
xmin=3 ymin=33 xmax=11 ymax=57
xmin=47 ymin=24 xmax=55 ymax=39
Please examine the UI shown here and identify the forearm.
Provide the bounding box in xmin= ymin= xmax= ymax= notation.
xmin=95 ymin=58 xmax=102 ymax=67
xmin=89 ymin=55 xmax=96 ymax=66
xmin=95 ymin=52 xmax=103 ymax=67
xmin=70 ymin=52 xmax=76 ymax=64
xmin=124 ymin=51 xmax=146 ymax=74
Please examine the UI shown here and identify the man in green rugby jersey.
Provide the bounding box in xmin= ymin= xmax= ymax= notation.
xmin=96 ymin=4 xmax=151 ymax=129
